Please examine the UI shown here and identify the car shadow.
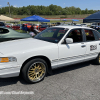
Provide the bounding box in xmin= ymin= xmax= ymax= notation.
xmin=0 ymin=61 xmax=96 ymax=87
xmin=51 ymin=61 xmax=91 ymax=75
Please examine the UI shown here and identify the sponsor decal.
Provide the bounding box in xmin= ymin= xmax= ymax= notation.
xmin=90 ymin=45 xmax=97 ymax=51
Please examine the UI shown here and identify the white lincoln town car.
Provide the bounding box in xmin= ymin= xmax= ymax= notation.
xmin=0 ymin=26 xmax=100 ymax=83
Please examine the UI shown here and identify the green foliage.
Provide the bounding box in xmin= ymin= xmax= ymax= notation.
xmin=0 ymin=4 xmax=99 ymax=15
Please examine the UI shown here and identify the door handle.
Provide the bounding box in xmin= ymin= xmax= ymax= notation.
xmin=81 ymin=45 xmax=86 ymax=47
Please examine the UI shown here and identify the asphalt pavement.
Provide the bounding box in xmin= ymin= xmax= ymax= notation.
xmin=0 ymin=61 xmax=100 ymax=100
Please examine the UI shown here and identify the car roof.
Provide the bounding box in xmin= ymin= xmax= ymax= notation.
xmin=53 ymin=25 xmax=93 ymax=30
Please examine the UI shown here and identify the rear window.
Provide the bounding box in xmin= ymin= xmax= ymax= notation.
xmin=93 ymin=30 xmax=100 ymax=40
xmin=84 ymin=29 xmax=95 ymax=41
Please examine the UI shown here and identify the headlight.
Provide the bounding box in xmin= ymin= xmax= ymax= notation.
xmin=0 ymin=57 xmax=17 ymax=63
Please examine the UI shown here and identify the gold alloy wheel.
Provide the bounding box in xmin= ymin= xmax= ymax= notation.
xmin=99 ymin=55 xmax=100 ymax=63
xmin=28 ymin=62 xmax=46 ymax=82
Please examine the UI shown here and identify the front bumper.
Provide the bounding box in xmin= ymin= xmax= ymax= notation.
xmin=0 ymin=62 xmax=21 ymax=78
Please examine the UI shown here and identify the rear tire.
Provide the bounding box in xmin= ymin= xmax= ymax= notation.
xmin=22 ymin=58 xmax=48 ymax=83
xmin=93 ymin=53 xmax=100 ymax=65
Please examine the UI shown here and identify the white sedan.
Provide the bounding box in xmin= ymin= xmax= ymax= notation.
xmin=0 ymin=26 xmax=100 ymax=83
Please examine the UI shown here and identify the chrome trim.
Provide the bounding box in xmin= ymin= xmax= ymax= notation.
xmin=52 ymin=59 xmax=59 ymax=63
xmin=51 ymin=52 xmax=98 ymax=69
xmin=59 ymin=52 xmax=98 ymax=62
xmin=52 ymin=56 xmax=96 ymax=69
xmin=0 ymin=72 xmax=19 ymax=78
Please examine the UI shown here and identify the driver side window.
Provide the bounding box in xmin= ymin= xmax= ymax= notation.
xmin=67 ymin=29 xmax=83 ymax=43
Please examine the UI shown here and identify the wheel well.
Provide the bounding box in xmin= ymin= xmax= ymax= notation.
xmin=20 ymin=56 xmax=52 ymax=75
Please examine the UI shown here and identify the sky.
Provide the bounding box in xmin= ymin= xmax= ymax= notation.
xmin=0 ymin=0 xmax=100 ymax=10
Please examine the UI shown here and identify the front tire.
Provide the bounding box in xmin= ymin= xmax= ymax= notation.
xmin=22 ymin=58 xmax=47 ymax=83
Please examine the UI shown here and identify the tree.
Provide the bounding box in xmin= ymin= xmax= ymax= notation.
xmin=85 ymin=8 xmax=88 ymax=14
xmin=0 ymin=5 xmax=98 ymax=15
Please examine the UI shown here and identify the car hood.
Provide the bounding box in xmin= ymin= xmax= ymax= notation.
xmin=0 ymin=38 xmax=56 ymax=55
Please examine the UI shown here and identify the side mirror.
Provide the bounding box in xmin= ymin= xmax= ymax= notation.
xmin=65 ymin=38 xmax=73 ymax=44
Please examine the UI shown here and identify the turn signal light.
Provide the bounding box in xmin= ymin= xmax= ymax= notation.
xmin=0 ymin=58 xmax=9 ymax=63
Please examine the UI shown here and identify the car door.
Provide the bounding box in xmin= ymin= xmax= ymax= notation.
xmin=83 ymin=29 xmax=100 ymax=60
xmin=57 ymin=28 xmax=87 ymax=68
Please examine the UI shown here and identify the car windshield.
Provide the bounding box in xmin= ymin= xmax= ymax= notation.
xmin=34 ymin=27 xmax=68 ymax=43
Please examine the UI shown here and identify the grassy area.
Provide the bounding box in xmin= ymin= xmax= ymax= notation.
xmin=16 ymin=30 xmax=26 ymax=33
xmin=5 ymin=14 xmax=86 ymax=25
xmin=5 ymin=14 xmax=90 ymax=19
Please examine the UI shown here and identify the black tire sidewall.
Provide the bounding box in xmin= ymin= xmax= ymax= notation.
xmin=94 ymin=53 xmax=100 ymax=65
xmin=97 ymin=53 xmax=100 ymax=64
